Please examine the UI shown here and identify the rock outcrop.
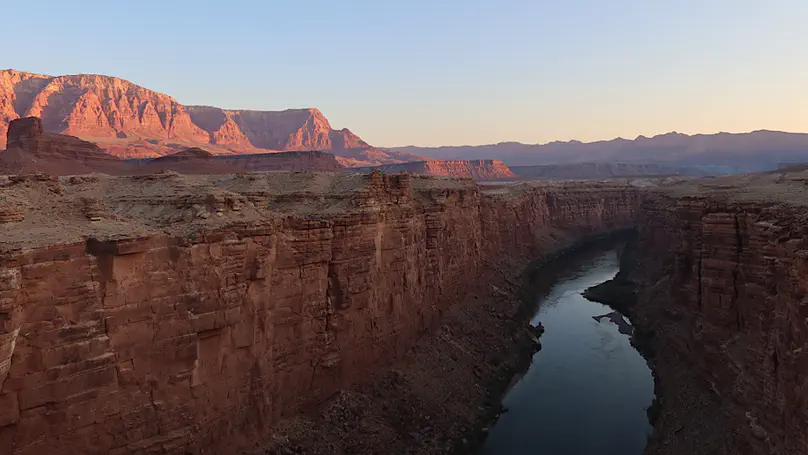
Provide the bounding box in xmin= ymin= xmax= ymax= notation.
xmin=0 ymin=70 xmax=207 ymax=147
xmin=0 ymin=70 xmax=420 ymax=166
xmin=186 ymin=106 xmax=364 ymax=152
xmin=354 ymin=160 xmax=517 ymax=180
xmin=626 ymin=169 xmax=808 ymax=454
xmin=0 ymin=116 xmax=124 ymax=175
xmin=0 ymin=172 xmax=641 ymax=454
xmin=0 ymin=119 xmax=347 ymax=176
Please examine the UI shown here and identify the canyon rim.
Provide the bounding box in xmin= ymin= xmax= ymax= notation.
xmin=3 ymin=4 xmax=808 ymax=451
xmin=2 ymin=114 xmax=808 ymax=455
xmin=0 ymin=166 xmax=644 ymax=453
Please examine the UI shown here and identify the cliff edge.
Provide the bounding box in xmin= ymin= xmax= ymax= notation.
xmin=626 ymin=169 xmax=808 ymax=454
xmin=0 ymin=172 xmax=641 ymax=454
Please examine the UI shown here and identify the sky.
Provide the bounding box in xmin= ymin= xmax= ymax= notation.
xmin=4 ymin=0 xmax=808 ymax=147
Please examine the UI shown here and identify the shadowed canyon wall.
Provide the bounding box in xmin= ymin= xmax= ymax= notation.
xmin=0 ymin=172 xmax=641 ymax=454
xmin=0 ymin=117 xmax=124 ymax=176
xmin=629 ymin=172 xmax=808 ymax=455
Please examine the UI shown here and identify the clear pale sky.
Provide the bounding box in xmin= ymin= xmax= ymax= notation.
xmin=5 ymin=0 xmax=807 ymax=147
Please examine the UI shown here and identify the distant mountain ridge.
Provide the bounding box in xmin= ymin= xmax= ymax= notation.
xmin=4 ymin=68 xmax=807 ymax=172
xmin=0 ymin=69 xmax=420 ymax=166
xmin=390 ymin=130 xmax=808 ymax=172
xmin=509 ymin=162 xmax=711 ymax=180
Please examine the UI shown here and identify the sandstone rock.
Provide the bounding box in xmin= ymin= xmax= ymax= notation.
xmin=0 ymin=200 xmax=24 ymax=223
xmin=0 ymin=117 xmax=126 ymax=175
xmin=1 ymin=70 xmax=417 ymax=166
xmin=81 ymin=197 xmax=104 ymax=221
xmin=354 ymin=159 xmax=517 ymax=181
xmin=5 ymin=116 xmax=43 ymax=149
xmin=219 ymin=151 xmax=343 ymax=172
xmin=629 ymin=169 xmax=808 ymax=455
xmin=0 ymin=173 xmax=641 ymax=454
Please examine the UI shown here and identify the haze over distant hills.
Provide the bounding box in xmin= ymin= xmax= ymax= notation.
xmin=389 ymin=130 xmax=808 ymax=172
xmin=3 ymin=68 xmax=808 ymax=175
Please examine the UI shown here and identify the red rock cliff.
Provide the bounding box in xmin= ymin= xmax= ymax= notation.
xmin=1 ymin=116 xmax=124 ymax=175
xmin=630 ymin=171 xmax=808 ymax=455
xmin=0 ymin=172 xmax=641 ymax=454
xmin=358 ymin=159 xmax=517 ymax=181
xmin=0 ymin=70 xmax=417 ymax=166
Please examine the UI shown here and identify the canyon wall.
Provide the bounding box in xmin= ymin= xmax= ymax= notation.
xmin=0 ymin=172 xmax=641 ymax=454
xmin=133 ymin=149 xmax=344 ymax=174
xmin=0 ymin=70 xmax=419 ymax=166
xmin=353 ymin=160 xmax=517 ymax=181
xmin=218 ymin=151 xmax=343 ymax=172
xmin=629 ymin=171 xmax=808 ymax=455
xmin=0 ymin=118 xmax=345 ymax=176
xmin=479 ymin=181 xmax=641 ymax=264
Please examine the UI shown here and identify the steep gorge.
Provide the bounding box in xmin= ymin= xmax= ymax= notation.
xmin=7 ymin=165 xmax=805 ymax=455
xmin=618 ymin=170 xmax=808 ymax=455
xmin=0 ymin=172 xmax=641 ymax=454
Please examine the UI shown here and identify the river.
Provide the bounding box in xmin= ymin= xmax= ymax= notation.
xmin=479 ymin=245 xmax=654 ymax=455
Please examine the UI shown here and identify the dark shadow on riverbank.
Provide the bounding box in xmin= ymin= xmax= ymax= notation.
xmin=477 ymin=232 xmax=654 ymax=455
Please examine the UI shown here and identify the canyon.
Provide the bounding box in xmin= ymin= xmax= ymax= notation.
xmin=620 ymin=170 xmax=808 ymax=455
xmin=0 ymin=148 xmax=806 ymax=454
xmin=2 ymin=106 xmax=808 ymax=455
xmin=0 ymin=169 xmax=641 ymax=454
xmin=571 ymin=168 xmax=808 ymax=455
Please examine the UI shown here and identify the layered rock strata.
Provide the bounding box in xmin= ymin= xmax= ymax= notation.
xmin=0 ymin=117 xmax=124 ymax=176
xmin=353 ymin=160 xmax=517 ymax=181
xmin=625 ymin=170 xmax=808 ymax=455
xmin=0 ymin=172 xmax=641 ymax=454
xmin=218 ymin=151 xmax=343 ymax=172
xmin=0 ymin=70 xmax=417 ymax=166
xmin=0 ymin=119 xmax=345 ymax=176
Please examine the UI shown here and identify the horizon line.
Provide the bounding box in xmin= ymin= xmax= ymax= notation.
xmin=382 ymin=128 xmax=808 ymax=150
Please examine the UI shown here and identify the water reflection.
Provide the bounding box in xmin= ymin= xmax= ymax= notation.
xmin=479 ymin=246 xmax=654 ymax=455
